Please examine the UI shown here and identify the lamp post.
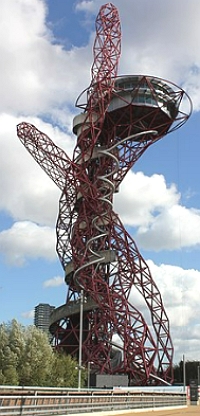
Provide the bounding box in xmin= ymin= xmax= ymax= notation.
xmin=183 ymin=354 xmax=186 ymax=392
xmin=87 ymin=360 xmax=91 ymax=389
xmin=78 ymin=290 xmax=84 ymax=390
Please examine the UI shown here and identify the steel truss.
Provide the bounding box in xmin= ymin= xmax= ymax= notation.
xmin=17 ymin=3 xmax=192 ymax=385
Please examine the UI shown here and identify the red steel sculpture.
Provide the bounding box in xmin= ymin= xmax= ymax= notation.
xmin=17 ymin=3 xmax=192 ymax=385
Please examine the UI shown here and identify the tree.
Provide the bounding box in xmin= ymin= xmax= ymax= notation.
xmin=0 ymin=369 xmax=6 ymax=384
xmin=3 ymin=345 xmax=18 ymax=385
xmin=49 ymin=352 xmax=78 ymax=387
xmin=7 ymin=319 xmax=25 ymax=384
xmin=0 ymin=323 xmax=18 ymax=385
xmin=0 ymin=323 xmax=9 ymax=369
xmin=0 ymin=320 xmax=85 ymax=387
xmin=8 ymin=319 xmax=25 ymax=363
xmin=18 ymin=326 xmax=53 ymax=386
xmin=173 ymin=360 xmax=200 ymax=385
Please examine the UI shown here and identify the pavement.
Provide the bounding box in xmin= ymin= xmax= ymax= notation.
xmin=118 ymin=405 xmax=200 ymax=416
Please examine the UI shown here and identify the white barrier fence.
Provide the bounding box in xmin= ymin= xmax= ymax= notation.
xmin=0 ymin=386 xmax=187 ymax=416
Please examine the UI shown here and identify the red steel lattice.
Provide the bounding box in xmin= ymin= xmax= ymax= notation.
xmin=17 ymin=3 xmax=192 ymax=385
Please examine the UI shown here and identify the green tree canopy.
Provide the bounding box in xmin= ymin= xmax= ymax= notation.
xmin=0 ymin=320 xmax=86 ymax=387
xmin=49 ymin=351 xmax=79 ymax=387
xmin=18 ymin=326 xmax=53 ymax=386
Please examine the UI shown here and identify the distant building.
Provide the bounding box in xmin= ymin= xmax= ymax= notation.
xmin=34 ymin=303 xmax=55 ymax=339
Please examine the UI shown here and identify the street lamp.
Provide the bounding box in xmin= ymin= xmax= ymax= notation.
xmin=78 ymin=289 xmax=84 ymax=390
xmin=183 ymin=354 xmax=186 ymax=392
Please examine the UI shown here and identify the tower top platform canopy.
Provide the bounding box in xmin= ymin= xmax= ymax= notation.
xmin=108 ymin=75 xmax=179 ymax=119
xmin=99 ymin=74 xmax=192 ymax=141
xmin=75 ymin=74 xmax=192 ymax=142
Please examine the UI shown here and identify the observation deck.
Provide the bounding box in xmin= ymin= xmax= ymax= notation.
xmin=103 ymin=75 xmax=181 ymax=140
xmin=109 ymin=75 xmax=178 ymax=118
xmin=75 ymin=74 xmax=191 ymax=143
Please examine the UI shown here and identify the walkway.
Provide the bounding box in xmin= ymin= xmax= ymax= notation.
xmin=119 ymin=405 xmax=199 ymax=416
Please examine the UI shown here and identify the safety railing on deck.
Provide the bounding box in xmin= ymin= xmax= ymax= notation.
xmin=0 ymin=386 xmax=187 ymax=416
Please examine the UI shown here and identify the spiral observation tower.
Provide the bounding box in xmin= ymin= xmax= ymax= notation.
xmin=17 ymin=3 xmax=192 ymax=385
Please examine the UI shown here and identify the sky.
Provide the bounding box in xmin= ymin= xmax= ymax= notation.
xmin=0 ymin=0 xmax=200 ymax=366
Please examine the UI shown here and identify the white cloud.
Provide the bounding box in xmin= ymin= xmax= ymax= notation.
xmin=0 ymin=0 xmax=91 ymax=118
xmin=130 ymin=0 xmax=200 ymax=110
xmin=43 ymin=275 xmax=64 ymax=288
xmin=0 ymin=0 xmax=199 ymax=120
xmin=137 ymin=204 xmax=200 ymax=251
xmin=129 ymin=260 xmax=200 ymax=362
xmin=0 ymin=0 xmax=198 ymax=119
xmin=1 ymin=151 xmax=200 ymax=263
xmin=21 ymin=309 xmax=35 ymax=320
xmin=114 ymin=171 xmax=179 ymax=227
xmin=114 ymin=170 xmax=200 ymax=251
xmin=75 ymin=1 xmax=96 ymax=13
xmin=147 ymin=261 xmax=200 ymax=309
xmin=76 ymin=0 xmax=200 ymax=111
xmin=0 ymin=113 xmax=76 ymax=227
xmin=3 ymin=0 xmax=199 ymax=264
xmin=0 ymin=221 xmax=56 ymax=265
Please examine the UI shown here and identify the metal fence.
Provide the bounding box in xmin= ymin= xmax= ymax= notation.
xmin=0 ymin=386 xmax=187 ymax=416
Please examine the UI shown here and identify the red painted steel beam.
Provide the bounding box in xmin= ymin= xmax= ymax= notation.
xmin=17 ymin=3 xmax=192 ymax=385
